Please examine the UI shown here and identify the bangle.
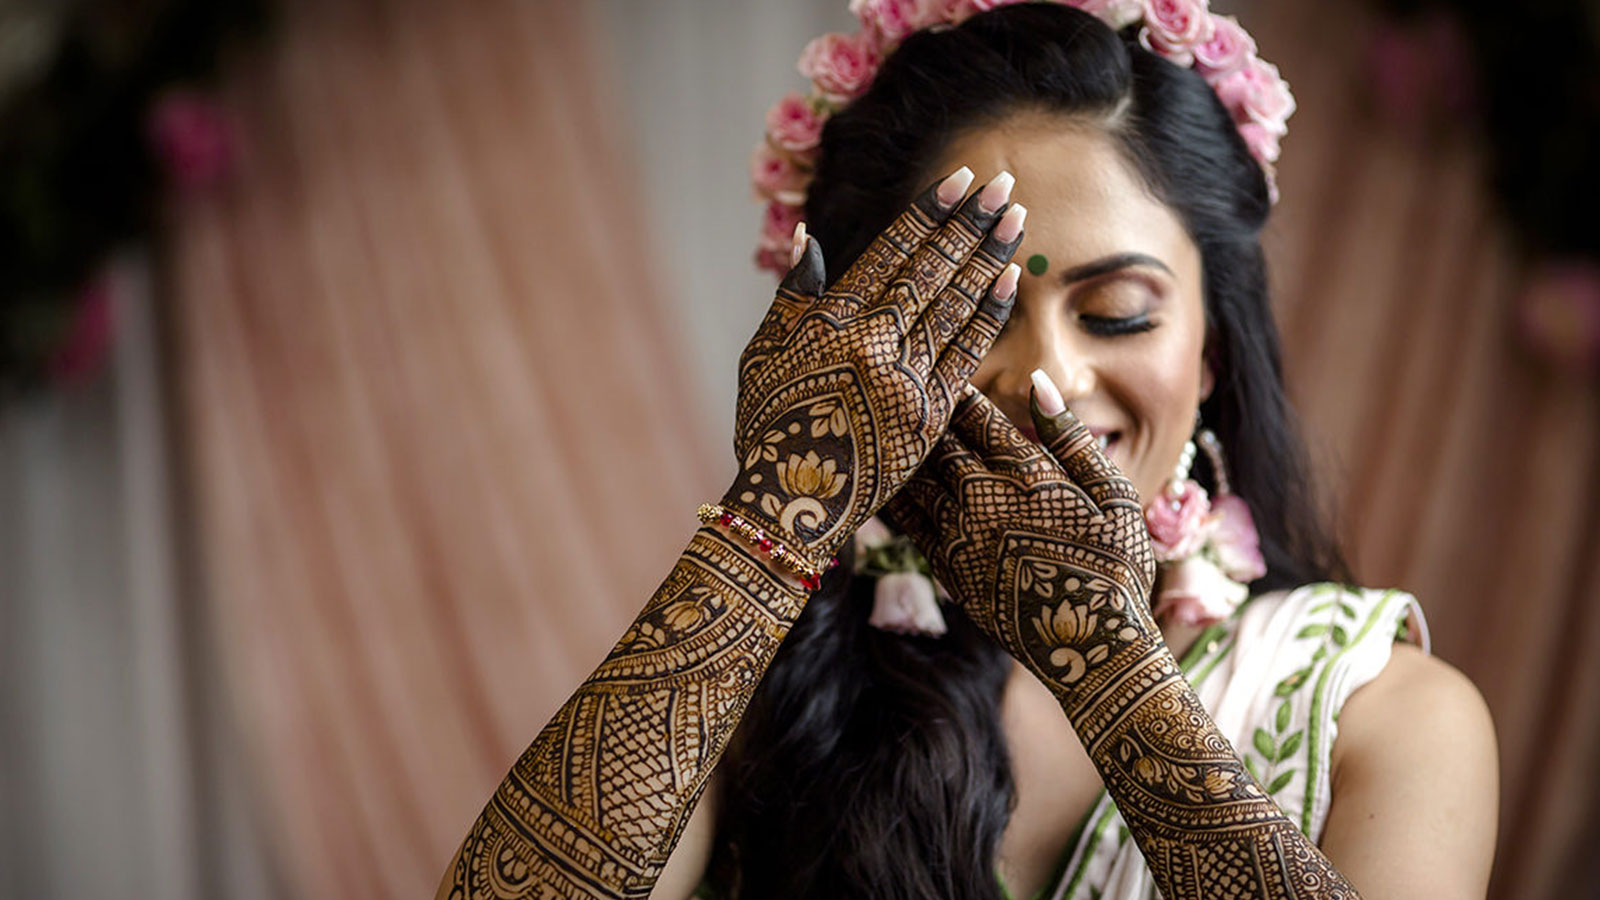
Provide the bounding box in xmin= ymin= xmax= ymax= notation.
xmin=697 ymin=503 xmax=834 ymax=591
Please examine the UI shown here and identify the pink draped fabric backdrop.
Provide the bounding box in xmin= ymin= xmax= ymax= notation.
xmin=166 ymin=0 xmax=1597 ymax=897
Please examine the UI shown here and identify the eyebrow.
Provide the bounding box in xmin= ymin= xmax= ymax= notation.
xmin=1058 ymin=252 xmax=1174 ymax=284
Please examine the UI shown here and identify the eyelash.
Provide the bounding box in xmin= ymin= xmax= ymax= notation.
xmin=1080 ymin=314 xmax=1156 ymax=337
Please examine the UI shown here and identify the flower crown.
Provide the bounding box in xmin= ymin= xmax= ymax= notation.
xmin=752 ymin=0 xmax=1295 ymax=276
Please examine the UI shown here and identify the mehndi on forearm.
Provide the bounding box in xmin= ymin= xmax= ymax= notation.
xmin=1057 ymin=631 xmax=1359 ymax=900
xmin=885 ymin=391 xmax=1361 ymax=900
xmin=439 ymin=528 xmax=807 ymax=900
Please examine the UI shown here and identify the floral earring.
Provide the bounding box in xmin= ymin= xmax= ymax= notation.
xmin=1143 ymin=419 xmax=1267 ymax=627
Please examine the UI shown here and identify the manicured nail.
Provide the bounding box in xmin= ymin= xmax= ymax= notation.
xmin=936 ymin=166 xmax=975 ymax=209
xmin=978 ymin=170 xmax=1015 ymax=213
xmin=1031 ymin=368 xmax=1066 ymax=417
xmin=790 ymin=221 xmax=807 ymax=267
xmin=993 ymin=263 xmax=1020 ymax=300
xmin=995 ymin=203 xmax=1026 ymax=243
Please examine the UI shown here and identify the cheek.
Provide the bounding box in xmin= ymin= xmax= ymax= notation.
xmin=1120 ymin=327 xmax=1208 ymax=499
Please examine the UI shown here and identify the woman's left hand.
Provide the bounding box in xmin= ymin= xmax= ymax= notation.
xmin=882 ymin=385 xmax=1159 ymax=706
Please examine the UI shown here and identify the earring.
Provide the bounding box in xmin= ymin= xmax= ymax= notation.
xmin=1195 ymin=427 xmax=1231 ymax=497
xmin=1143 ymin=413 xmax=1267 ymax=628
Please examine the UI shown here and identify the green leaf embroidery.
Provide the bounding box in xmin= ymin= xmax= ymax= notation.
xmin=1276 ymin=730 xmax=1304 ymax=762
xmin=1244 ymin=755 xmax=1261 ymax=781
xmin=1253 ymin=728 xmax=1276 ymax=759
xmin=1332 ymin=625 xmax=1350 ymax=647
xmin=1275 ymin=701 xmax=1292 ymax=732
xmin=1275 ymin=668 xmax=1310 ymax=696
xmin=1339 ymin=601 xmax=1357 ymax=618
xmin=1295 ymin=624 xmax=1327 ymax=639
xmin=1267 ymin=770 xmax=1295 ymax=794
xmin=1309 ymin=600 xmax=1335 ymax=614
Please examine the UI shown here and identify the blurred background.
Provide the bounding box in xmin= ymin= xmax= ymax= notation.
xmin=2 ymin=0 xmax=1597 ymax=897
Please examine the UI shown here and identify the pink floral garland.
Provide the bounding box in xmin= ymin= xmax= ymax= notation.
xmin=752 ymin=0 xmax=1296 ymax=276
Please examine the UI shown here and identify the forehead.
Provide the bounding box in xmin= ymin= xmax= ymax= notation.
xmin=929 ymin=112 xmax=1198 ymax=275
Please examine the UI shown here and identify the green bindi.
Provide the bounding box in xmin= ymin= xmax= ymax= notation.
xmin=1025 ymin=253 xmax=1049 ymax=276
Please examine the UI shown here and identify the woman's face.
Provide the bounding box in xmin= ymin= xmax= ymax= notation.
xmin=928 ymin=110 xmax=1212 ymax=505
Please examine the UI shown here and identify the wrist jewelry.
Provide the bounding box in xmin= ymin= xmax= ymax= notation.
xmin=697 ymin=503 xmax=834 ymax=590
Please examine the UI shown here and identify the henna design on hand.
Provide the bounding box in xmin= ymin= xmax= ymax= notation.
xmin=726 ymin=176 xmax=1024 ymax=566
xmin=883 ymin=388 xmax=1156 ymax=699
xmin=884 ymin=389 xmax=1361 ymax=899
xmin=440 ymin=176 xmax=1023 ymax=899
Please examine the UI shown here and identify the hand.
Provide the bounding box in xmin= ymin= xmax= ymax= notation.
xmin=882 ymin=379 xmax=1158 ymax=706
xmin=724 ymin=167 xmax=1026 ymax=570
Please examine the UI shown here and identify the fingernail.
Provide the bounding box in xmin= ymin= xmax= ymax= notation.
xmin=978 ymin=171 xmax=1015 ymax=213
xmin=993 ymin=262 xmax=1020 ymax=300
xmin=936 ymin=166 xmax=975 ymax=209
xmin=995 ymin=203 xmax=1026 ymax=243
xmin=1031 ymin=368 xmax=1066 ymax=417
xmin=790 ymin=221 xmax=807 ymax=267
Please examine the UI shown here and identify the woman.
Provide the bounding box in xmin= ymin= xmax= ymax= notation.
xmin=435 ymin=5 xmax=1497 ymax=899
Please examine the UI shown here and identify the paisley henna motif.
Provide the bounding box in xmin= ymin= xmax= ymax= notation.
xmin=439 ymin=176 xmax=1023 ymax=899
xmin=885 ymin=389 xmax=1361 ymax=899
xmin=725 ymin=178 xmax=1023 ymax=566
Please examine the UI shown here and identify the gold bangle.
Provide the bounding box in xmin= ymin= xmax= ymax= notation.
xmin=697 ymin=503 xmax=833 ymax=590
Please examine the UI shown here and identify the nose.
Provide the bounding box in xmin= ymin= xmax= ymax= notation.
xmin=976 ymin=336 xmax=1096 ymax=427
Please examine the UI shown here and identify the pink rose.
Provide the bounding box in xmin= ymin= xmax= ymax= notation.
xmin=869 ymin=572 xmax=948 ymax=636
xmin=1211 ymin=56 xmax=1295 ymax=134
xmin=750 ymin=141 xmax=810 ymax=205
xmin=765 ymin=92 xmax=825 ymax=152
xmin=850 ymin=0 xmax=939 ymax=47
xmin=942 ymin=0 xmax=1030 ymax=24
xmin=1152 ymin=556 xmax=1247 ymax=627
xmin=1070 ymin=0 xmax=1145 ymax=30
xmin=148 ymin=91 xmax=235 ymax=190
xmin=798 ymin=31 xmax=881 ymax=101
xmin=1144 ymin=479 xmax=1212 ymax=562
xmin=1208 ymin=494 xmax=1267 ymax=582
xmin=1236 ymin=121 xmax=1281 ymax=164
xmin=1138 ymin=0 xmax=1215 ymax=66
xmin=759 ymin=199 xmax=805 ymax=252
xmin=754 ymin=243 xmax=791 ymax=277
xmin=48 ymin=273 xmax=115 ymax=387
xmin=1192 ymin=14 xmax=1255 ymax=76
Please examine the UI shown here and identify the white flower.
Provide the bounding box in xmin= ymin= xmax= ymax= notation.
xmin=868 ymin=572 xmax=948 ymax=636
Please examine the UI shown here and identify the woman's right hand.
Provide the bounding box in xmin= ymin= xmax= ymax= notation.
xmin=721 ymin=166 xmax=1027 ymax=574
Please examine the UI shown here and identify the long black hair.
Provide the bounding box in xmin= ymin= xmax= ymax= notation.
xmin=708 ymin=5 xmax=1347 ymax=897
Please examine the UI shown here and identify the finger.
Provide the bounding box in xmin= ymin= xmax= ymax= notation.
xmin=945 ymin=385 xmax=1049 ymax=473
xmin=872 ymin=170 xmax=1015 ymax=325
xmin=908 ymin=203 xmax=1024 ymax=379
xmin=930 ymin=261 xmax=1019 ymax=393
xmin=739 ymin=234 xmax=826 ymax=378
xmin=820 ymin=166 xmax=975 ymax=317
xmin=1030 ymin=369 xmax=1142 ymax=512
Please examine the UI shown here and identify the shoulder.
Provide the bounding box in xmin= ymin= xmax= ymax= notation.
xmin=1320 ymin=620 xmax=1498 ymax=899
xmin=1332 ymin=643 xmax=1497 ymax=787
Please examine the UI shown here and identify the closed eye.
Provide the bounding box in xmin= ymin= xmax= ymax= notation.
xmin=1080 ymin=314 xmax=1155 ymax=337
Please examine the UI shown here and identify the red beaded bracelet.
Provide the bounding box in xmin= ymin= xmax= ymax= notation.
xmin=697 ymin=503 xmax=834 ymax=590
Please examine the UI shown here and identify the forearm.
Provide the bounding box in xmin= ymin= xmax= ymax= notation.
xmin=1057 ymin=637 xmax=1360 ymax=900
xmin=437 ymin=527 xmax=808 ymax=900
